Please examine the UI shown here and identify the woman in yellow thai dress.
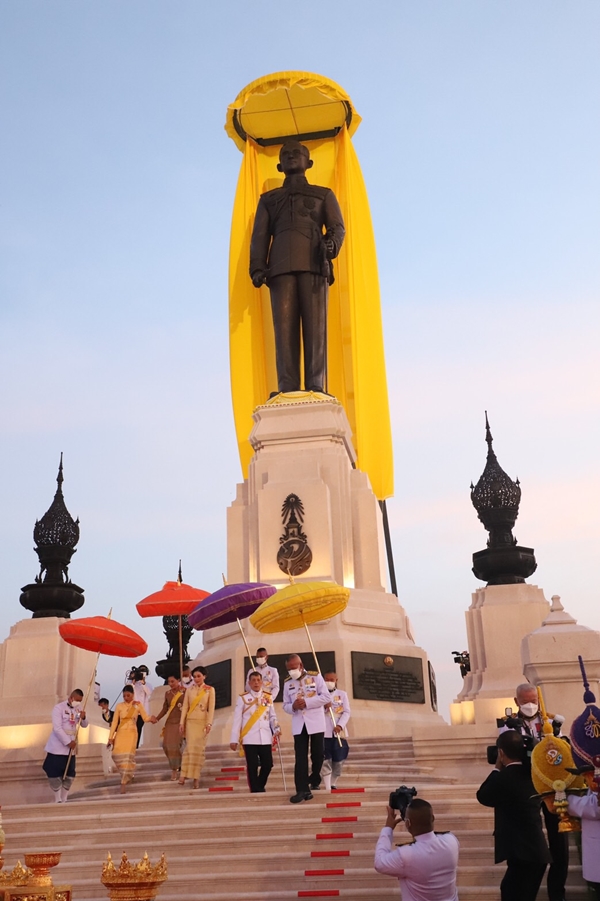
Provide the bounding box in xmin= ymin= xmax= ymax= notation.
xmin=178 ymin=666 xmax=215 ymax=789
xmin=107 ymin=686 xmax=156 ymax=793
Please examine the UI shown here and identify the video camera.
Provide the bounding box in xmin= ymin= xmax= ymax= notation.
xmin=388 ymin=785 xmax=418 ymax=820
xmin=451 ymin=650 xmax=470 ymax=678
xmin=127 ymin=666 xmax=146 ymax=683
xmin=486 ymin=709 xmax=535 ymax=765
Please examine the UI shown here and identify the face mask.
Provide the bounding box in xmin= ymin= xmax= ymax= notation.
xmin=325 ymin=681 xmax=336 ymax=691
xmin=287 ymin=668 xmax=302 ymax=681
xmin=256 ymin=657 xmax=267 ymax=666
xmin=520 ymin=703 xmax=538 ymax=718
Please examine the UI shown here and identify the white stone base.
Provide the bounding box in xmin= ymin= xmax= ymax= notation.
xmin=0 ymin=617 xmax=107 ymax=751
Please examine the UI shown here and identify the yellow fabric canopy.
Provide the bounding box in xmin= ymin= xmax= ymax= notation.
xmin=227 ymin=71 xmax=393 ymax=500
xmin=249 ymin=580 xmax=350 ymax=634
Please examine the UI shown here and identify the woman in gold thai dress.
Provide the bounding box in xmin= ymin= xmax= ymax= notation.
xmin=178 ymin=666 xmax=215 ymax=788
xmin=107 ymin=686 xmax=156 ymax=793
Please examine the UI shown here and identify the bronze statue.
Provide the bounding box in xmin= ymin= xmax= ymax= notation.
xmin=249 ymin=141 xmax=345 ymax=395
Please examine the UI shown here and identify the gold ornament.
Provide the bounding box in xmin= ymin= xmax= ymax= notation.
xmin=101 ymin=852 xmax=167 ymax=901
xmin=23 ymin=853 xmax=62 ymax=887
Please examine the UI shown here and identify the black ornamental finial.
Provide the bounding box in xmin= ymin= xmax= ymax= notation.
xmin=470 ymin=415 xmax=536 ymax=585
xmin=178 ymin=560 xmax=183 ymax=584
xmin=20 ymin=456 xmax=85 ymax=618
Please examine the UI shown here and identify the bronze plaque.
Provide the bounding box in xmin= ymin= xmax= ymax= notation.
xmin=351 ymin=651 xmax=425 ymax=704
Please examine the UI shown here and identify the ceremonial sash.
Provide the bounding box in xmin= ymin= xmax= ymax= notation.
xmin=160 ymin=691 xmax=182 ymax=738
xmin=238 ymin=699 xmax=268 ymax=757
xmin=187 ymin=686 xmax=211 ymax=717
xmin=110 ymin=703 xmax=138 ymax=741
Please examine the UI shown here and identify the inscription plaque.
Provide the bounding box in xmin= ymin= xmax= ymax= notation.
xmin=351 ymin=651 xmax=425 ymax=704
xmin=206 ymin=658 xmax=232 ymax=709
xmin=244 ymin=651 xmax=336 ymax=702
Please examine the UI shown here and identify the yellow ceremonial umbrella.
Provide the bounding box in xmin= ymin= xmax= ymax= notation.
xmin=250 ymin=579 xmax=350 ymax=743
xmin=226 ymin=71 xmax=393 ymax=502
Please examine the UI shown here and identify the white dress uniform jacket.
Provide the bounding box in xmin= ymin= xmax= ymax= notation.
xmin=44 ymin=700 xmax=89 ymax=755
xmin=245 ymin=664 xmax=280 ymax=701
xmin=325 ymin=688 xmax=351 ymax=738
xmin=230 ymin=690 xmax=279 ymax=746
xmin=568 ymin=791 xmax=600 ymax=883
xmin=283 ymin=672 xmax=330 ymax=735
xmin=374 ymin=828 xmax=460 ymax=901
xmin=132 ymin=679 xmax=153 ymax=713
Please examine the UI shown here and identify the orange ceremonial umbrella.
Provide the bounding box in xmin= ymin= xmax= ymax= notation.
xmin=136 ymin=563 xmax=209 ymax=679
xmin=59 ymin=611 xmax=148 ymax=775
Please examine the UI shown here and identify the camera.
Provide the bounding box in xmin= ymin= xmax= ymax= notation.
xmin=486 ymin=727 xmax=534 ymax=765
xmin=451 ymin=650 xmax=470 ymax=678
xmin=127 ymin=666 xmax=145 ymax=682
xmin=389 ymin=785 xmax=417 ymax=820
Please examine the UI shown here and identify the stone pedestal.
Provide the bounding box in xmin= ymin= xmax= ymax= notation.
xmin=0 ymin=618 xmax=107 ymax=754
xmin=451 ymin=583 xmax=550 ymax=725
xmin=194 ymin=394 xmax=444 ymax=743
xmin=521 ymin=595 xmax=600 ymax=733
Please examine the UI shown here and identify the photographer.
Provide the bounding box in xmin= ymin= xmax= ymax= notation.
xmin=128 ymin=664 xmax=153 ymax=748
xmin=374 ymin=797 xmax=459 ymax=900
xmin=477 ymin=730 xmax=550 ymax=901
xmin=499 ymin=683 xmax=568 ymax=901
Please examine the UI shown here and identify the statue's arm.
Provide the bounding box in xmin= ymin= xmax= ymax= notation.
xmin=249 ymin=198 xmax=271 ymax=287
xmin=323 ymin=191 xmax=345 ymax=259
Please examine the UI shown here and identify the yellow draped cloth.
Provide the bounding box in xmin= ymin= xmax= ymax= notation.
xmin=226 ymin=72 xmax=393 ymax=501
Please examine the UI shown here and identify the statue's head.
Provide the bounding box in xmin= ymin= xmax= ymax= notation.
xmin=277 ymin=141 xmax=313 ymax=176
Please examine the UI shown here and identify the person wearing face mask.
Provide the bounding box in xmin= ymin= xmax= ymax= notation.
xmin=321 ymin=672 xmax=351 ymax=792
xmin=42 ymin=689 xmax=88 ymax=803
xmin=230 ymin=671 xmax=281 ymax=792
xmin=245 ymin=648 xmax=280 ymax=701
xmin=282 ymin=653 xmax=330 ymax=803
xmin=178 ymin=666 xmax=215 ymax=789
xmin=499 ymin=683 xmax=568 ymax=901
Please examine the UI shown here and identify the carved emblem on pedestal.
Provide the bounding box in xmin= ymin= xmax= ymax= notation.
xmin=277 ymin=494 xmax=312 ymax=577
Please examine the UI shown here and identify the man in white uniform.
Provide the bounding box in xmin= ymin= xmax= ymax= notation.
xmin=131 ymin=664 xmax=153 ymax=748
xmin=245 ymin=647 xmax=280 ymax=700
xmin=567 ymin=763 xmax=600 ymax=899
xmin=42 ymin=689 xmax=89 ymax=803
xmin=282 ymin=653 xmax=330 ymax=803
xmin=321 ymin=671 xmax=351 ymax=791
xmin=374 ymin=798 xmax=459 ymax=901
xmin=230 ymin=671 xmax=281 ymax=792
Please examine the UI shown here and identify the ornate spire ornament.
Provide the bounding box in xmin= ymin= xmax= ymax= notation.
xmin=470 ymin=414 xmax=537 ymax=585
xmin=20 ymin=456 xmax=85 ymax=618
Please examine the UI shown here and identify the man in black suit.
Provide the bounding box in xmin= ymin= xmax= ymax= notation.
xmin=249 ymin=141 xmax=345 ymax=396
xmin=477 ymin=730 xmax=551 ymax=901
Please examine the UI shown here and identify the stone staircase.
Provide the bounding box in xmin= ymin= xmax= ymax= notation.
xmin=0 ymin=738 xmax=587 ymax=900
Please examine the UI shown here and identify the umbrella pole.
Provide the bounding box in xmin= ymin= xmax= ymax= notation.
xmin=63 ymin=650 xmax=101 ymax=780
xmin=236 ymin=618 xmax=255 ymax=671
xmin=178 ymin=615 xmax=184 ymax=682
xmin=302 ymin=618 xmax=342 ymax=747
xmin=276 ymin=735 xmax=287 ymax=792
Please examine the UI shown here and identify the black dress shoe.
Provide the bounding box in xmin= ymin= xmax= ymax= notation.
xmin=290 ymin=791 xmax=313 ymax=803
xmin=310 ymin=784 xmax=321 ymax=790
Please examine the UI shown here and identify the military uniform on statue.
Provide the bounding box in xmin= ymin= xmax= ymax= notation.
xmin=249 ymin=141 xmax=345 ymax=394
xmin=230 ymin=672 xmax=281 ymax=792
xmin=283 ymin=655 xmax=330 ymax=803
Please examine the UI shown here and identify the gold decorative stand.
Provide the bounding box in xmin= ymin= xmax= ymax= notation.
xmin=101 ymin=852 xmax=167 ymax=901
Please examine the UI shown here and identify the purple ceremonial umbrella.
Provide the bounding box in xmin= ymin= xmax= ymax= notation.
xmin=188 ymin=582 xmax=277 ymax=667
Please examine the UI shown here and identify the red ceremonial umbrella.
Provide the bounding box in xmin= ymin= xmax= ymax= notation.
xmin=59 ymin=611 xmax=148 ymax=775
xmin=136 ymin=563 xmax=209 ymax=679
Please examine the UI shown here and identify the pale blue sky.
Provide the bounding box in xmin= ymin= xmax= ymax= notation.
xmin=1 ymin=1 xmax=599 ymax=716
